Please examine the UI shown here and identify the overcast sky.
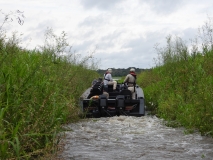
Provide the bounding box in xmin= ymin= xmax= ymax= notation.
xmin=1 ymin=0 xmax=213 ymax=69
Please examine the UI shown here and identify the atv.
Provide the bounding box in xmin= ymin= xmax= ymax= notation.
xmin=79 ymin=83 xmax=145 ymax=118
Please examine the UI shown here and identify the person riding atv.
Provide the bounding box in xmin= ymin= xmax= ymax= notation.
xmin=103 ymin=68 xmax=117 ymax=92
xmin=123 ymin=68 xmax=137 ymax=99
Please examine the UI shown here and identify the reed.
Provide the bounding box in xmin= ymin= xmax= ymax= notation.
xmin=138 ymin=19 xmax=213 ymax=136
xmin=0 ymin=29 xmax=99 ymax=159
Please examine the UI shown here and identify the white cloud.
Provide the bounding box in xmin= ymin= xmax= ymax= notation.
xmin=80 ymin=0 xmax=123 ymax=10
xmin=1 ymin=0 xmax=213 ymax=69
xmin=142 ymin=0 xmax=184 ymax=14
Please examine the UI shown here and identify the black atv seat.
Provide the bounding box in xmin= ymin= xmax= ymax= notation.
xmin=107 ymin=85 xmax=113 ymax=92
xmin=104 ymin=84 xmax=114 ymax=92
xmin=119 ymin=89 xmax=132 ymax=99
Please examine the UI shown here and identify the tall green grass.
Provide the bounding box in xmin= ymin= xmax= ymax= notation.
xmin=0 ymin=30 xmax=99 ymax=159
xmin=138 ymin=20 xmax=213 ymax=136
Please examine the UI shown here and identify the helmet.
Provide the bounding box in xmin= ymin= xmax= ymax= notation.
xmin=130 ymin=68 xmax=135 ymax=72
xmin=107 ymin=68 xmax=112 ymax=73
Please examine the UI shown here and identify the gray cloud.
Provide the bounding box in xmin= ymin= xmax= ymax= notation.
xmin=182 ymin=28 xmax=198 ymax=41
xmin=80 ymin=0 xmax=123 ymax=10
xmin=71 ymin=40 xmax=94 ymax=52
xmin=142 ymin=0 xmax=184 ymax=14
xmin=3 ymin=0 xmax=213 ymax=69
xmin=67 ymin=25 xmax=199 ymax=69
xmin=79 ymin=15 xmax=106 ymax=27
xmin=92 ymin=31 xmax=169 ymax=69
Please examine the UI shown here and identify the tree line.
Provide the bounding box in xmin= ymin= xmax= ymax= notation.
xmin=97 ymin=67 xmax=150 ymax=77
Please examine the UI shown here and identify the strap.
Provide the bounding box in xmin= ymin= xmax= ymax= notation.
xmin=104 ymin=73 xmax=110 ymax=81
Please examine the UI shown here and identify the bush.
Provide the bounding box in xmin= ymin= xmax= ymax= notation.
xmin=0 ymin=30 xmax=99 ymax=159
xmin=137 ymin=19 xmax=213 ymax=136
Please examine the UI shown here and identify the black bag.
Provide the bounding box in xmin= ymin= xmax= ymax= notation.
xmin=90 ymin=81 xmax=103 ymax=95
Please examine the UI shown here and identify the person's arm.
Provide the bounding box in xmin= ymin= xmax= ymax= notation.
xmin=123 ymin=75 xmax=129 ymax=83
xmin=108 ymin=74 xmax=113 ymax=81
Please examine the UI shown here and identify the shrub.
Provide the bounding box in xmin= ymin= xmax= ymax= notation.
xmin=0 ymin=30 xmax=99 ymax=159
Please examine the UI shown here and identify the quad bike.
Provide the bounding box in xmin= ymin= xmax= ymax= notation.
xmin=79 ymin=83 xmax=145 ymax=118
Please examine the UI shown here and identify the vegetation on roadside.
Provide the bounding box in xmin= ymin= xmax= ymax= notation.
xmin=137 ymin=18 xmax=213 ymax=136
xmin=0 ymin=11 xmax=99 ymax=159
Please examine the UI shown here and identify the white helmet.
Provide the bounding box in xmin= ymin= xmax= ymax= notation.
xmin=108 ymin=68 xmax=112 ymax=73
xmin=130 ymin=68 xmax=135 ymax=72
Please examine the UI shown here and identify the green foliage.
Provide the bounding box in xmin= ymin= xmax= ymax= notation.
xmin=137 ymin=69 xmax=161 ymax=113
xmin=0 ymin=30 xmax=99 ymax=159
xmin=138 ymin=19 xmax=213 ymax=137
xmin=97 ymin=67 xmax=148 ymax=77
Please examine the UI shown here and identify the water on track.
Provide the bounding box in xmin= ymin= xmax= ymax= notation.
xmin=58 ymin=116 xmax=213 ymax=160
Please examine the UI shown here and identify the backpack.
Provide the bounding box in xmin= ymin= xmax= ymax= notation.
xmin=90 ymin=81 xmax=103 ymax=95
